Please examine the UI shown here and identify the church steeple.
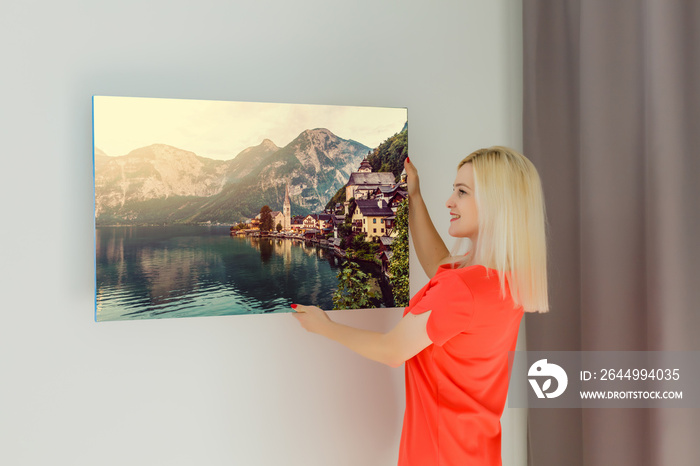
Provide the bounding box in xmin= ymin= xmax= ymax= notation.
xmin=283 ymin=183 xmax=291 ymax=230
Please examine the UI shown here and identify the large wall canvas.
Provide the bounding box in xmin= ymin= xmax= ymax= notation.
xmin=93 ymin=96 xmax=409 ymax=321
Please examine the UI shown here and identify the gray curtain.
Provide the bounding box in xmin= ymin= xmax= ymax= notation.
xmin=522 ymin=1 xmax=700 ymax=465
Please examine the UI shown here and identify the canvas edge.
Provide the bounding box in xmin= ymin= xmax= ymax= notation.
xmin=92 ymin=95 xmax=98 ymax=322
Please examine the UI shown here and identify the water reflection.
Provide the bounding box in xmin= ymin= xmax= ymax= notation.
xmin=95 ymin=226 xmax=341 ymax=321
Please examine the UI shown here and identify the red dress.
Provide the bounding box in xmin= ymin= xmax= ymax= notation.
xmin=398 ymin=264 xmax=524 ymax=466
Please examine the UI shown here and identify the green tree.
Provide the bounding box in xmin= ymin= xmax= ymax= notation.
xmin=366 ymin=129 xmax=408 ymax=182
xmin=389 ymin=198 xmax=409 ymax=306
xmin=260 ymin=205 xmax=273 ymax=232
xmin=352 ymin=232 xmax=368 ymax=250
xmin=325 ymin=184 xmax=347 ymax=211
xmin=346 ymin=198 xmax=356 ymax=217
xmin=338 ymin=220 xmax=353 ymax=238
xmin=276 ymin=222 xmax=283 ymax=232
xmin=348 ymin=233 xmax=379 ymax=262
xmin=332 ymin=261 xmax=380 ymax=310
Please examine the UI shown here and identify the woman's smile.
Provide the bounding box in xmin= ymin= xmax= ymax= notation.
xmin=445 ymin=163 xmax=478 ymax=239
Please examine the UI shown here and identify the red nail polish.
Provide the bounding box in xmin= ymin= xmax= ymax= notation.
xmin=406 ymin=156 xmax=411 ymax=164
xmin=291 ymin=304 xmax=297 ymax=309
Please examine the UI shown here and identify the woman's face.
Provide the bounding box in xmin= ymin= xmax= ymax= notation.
xmin=446 ymin=162 xmax=478 ymax=240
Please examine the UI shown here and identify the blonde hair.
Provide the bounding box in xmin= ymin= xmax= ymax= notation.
xmin=456 ymin=146 xmax=549 ymax=313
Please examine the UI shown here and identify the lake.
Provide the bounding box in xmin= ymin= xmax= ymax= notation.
xmin=95 ymin=225 xmax=344 ymax=321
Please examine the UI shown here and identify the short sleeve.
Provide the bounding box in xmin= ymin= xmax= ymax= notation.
xmin=407 ymin=271 xmax=476 ymax=346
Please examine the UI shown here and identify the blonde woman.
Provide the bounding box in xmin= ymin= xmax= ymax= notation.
xmin=293 ymin=147 xmax=548 ymax=465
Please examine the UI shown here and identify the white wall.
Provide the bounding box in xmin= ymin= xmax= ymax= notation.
xmin=0 ymin=1 xmax=524 ymax=464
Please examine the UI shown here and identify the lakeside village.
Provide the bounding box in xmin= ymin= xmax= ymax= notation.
xmin=229 ymin=157 xmax=409 ymax=306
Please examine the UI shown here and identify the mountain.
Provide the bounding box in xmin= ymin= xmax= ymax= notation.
xmin=95 ymin=129 xmax=371 ymax=225
xmin=183 ymin=129 xmax=370 ymax=223
xmin=94 ymin=144 xmax=228 ymax=219
xmin=223 ymin=139 xmax=279 ymax=183
xmin=253 ymin=128 xmax=368 ymax=204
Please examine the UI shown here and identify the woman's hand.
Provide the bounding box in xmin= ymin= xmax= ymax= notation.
xmin=404 ymin=157 xmax=421 ymax=198
xmin=291 ymin=304 xmax=333 ymax=335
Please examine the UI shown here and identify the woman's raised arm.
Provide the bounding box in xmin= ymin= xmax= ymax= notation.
xmin=405 ymin=158 xmax=451 ymax=278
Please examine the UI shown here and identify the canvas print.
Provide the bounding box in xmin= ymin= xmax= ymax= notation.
xmin=94 ymin=96 xmax=409 ymax=321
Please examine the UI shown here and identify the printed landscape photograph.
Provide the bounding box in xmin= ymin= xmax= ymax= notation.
xmin=93 ymin=96 xmax=409 ymax=321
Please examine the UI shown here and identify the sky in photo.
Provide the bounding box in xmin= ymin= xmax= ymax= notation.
xmin=94 ymin=96 xmax=407 ymax=160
